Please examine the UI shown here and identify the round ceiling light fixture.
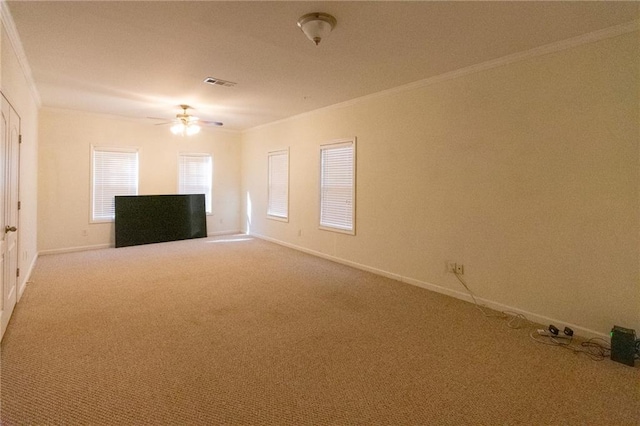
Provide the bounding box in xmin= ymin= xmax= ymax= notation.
xmin=297 ymin=12 xmax=337 ymax=46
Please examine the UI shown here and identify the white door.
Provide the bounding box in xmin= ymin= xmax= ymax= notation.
xmin=0 ymin=95 xmax=20 ymax=339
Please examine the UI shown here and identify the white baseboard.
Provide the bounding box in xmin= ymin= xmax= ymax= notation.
xmin=249 ymin=232 xmax=609 ymax=341
xmin=251 ymin=232 xmax=404 ymax=281
xmin=207 ymin=229 xmax=241 ymax=237
xmin=38 ymin=232 xmax=242 ymax=256
xmin=38 ymin=243 xmax=111 ymax=256
xmin=18 ymin=252 xmax=39 ymax=301
xmin=400 ymin=276 xmax=608 ymax=341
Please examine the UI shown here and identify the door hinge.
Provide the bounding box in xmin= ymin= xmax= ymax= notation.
xmin=17 ymin=201 xmax=21 ymax=210
xmin=18 ymin=134 xmax=22 ymax=144
xmin=16 ymin=268 xmax=20 ymax=278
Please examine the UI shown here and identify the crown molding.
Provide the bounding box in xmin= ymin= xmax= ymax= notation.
xmin=0 ymin=0 xmax=42 ymax=107
xmin=246 ymin=19 xmax=639 ymax=134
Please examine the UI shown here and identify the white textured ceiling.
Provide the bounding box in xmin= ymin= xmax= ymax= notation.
xmin=6 ymin=1 xmax=640 ymax=131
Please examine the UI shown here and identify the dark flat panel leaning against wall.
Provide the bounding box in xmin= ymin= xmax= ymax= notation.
xmin=115 ymin=194 xmax=207 ymax=248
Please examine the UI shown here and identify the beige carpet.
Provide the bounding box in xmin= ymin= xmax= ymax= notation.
xmin=1 ymin=235 xmax=638 ymax=424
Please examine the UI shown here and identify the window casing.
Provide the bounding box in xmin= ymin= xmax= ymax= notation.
xmin=319 ymin=138 xmax=356 ymax=234
xmin=267 ymin=149 xmax=289 ymax=221
xmin=178 ymin=153 xmax=213 ymax=214
xmin=91 ymin=146 xmax=139 ymax=222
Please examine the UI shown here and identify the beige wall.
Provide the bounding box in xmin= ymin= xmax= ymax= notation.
xmin=1 ymin=23 xmax=40 ymax=298
xmin=31 ymin=30 xmax=640 ymax=336
xmin=241 ymin=33 xmax=640 ymax=336
xmin=38 ymin=109 xmax=241 ymax=252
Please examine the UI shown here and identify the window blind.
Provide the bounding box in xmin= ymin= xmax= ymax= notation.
xmin=179 ymin=154 xmax=212 ymax=213
xmin=267 ymin=150 xmax=289 ymax=220
xmin=320 ymin=139 xmax=355 ymax=234
xmin=92 ymin=147 xmax=138 ymax=222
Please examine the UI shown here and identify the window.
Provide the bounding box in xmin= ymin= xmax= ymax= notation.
xmin=319 ymin=138 xmax=356 ymax=234
xmin=178 ymin=153 xmax=212 ymax=214
xmin=91 ymin=146 xmax=139 ymax=222
xmin=267 ymin=149 xmax=289 ymax=221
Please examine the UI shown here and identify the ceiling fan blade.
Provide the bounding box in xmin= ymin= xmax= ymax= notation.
xmin=199 ymin=120 xmax=224 ymax=127
xmin=147 ymin=116 xmax=176 ymax=126
xmin=148 ymin=112 xmax=222 ymax=128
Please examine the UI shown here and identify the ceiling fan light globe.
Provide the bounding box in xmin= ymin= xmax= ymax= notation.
xmin=186 ymin=124 xmax=201 ymax=136
xmin=171 ymin=123 xmax=184 ymax=135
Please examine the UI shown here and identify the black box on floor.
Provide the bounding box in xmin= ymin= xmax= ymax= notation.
xmin=610 ymin=325 xmax=636 ymax=367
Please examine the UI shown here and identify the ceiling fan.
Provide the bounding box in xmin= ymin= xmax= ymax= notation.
xmin=149 ymin=104 xmax=223 ymax=136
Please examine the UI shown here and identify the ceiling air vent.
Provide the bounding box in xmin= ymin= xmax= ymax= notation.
xmin=203 ymin=77 xmax=237 ymax=87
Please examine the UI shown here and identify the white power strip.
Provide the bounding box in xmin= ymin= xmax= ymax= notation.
xmin=537 ymin=329 xmax=572 ymax=339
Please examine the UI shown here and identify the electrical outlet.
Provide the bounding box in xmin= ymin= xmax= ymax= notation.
xmin=447 ymin=262 xmax=464 ymax=275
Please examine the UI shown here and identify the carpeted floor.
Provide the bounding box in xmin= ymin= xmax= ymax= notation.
xmin=1 ymin=235 xmax=639 ymax=424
